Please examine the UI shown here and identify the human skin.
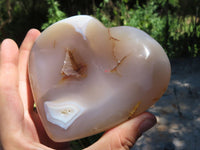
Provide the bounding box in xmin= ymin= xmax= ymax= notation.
xmin=0 ymin=29 xmax=156 ymax=150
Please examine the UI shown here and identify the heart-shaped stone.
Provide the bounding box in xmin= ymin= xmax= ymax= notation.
xmin=29 ymin=15 xmax=171 ymax=142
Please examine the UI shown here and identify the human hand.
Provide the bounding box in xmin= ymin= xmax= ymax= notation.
xmin=0 ymin=29 xmax=156 ymax=150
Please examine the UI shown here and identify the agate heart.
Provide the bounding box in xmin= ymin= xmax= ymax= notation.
xmin=29 ymin=15 xmax=171 ymax=142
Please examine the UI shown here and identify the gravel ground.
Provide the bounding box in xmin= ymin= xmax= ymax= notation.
xmin=1 ymin=58 xmax=199 ymax=150
xmin=132 ymin=58 xmax=200 ymax=150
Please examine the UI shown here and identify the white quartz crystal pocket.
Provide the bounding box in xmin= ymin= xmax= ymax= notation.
xmin=44 ymin=101 xmax=84 ymax=130
xmin=29 ymin=15 xmax=171 ymax=142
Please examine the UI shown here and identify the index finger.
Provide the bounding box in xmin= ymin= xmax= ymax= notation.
xmin=18 ymin=29 xmax=40 ymax=112
xmin=18 ymin=29 xmax=40 ymax=82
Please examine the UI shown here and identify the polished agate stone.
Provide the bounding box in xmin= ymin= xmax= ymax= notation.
xmin=28 ymin=15 xmax=171 ymax=142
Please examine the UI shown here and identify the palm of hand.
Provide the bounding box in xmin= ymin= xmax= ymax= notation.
xmin=0 ymin=29 xmax=156 ymax=150
xmin=0 ymin=29 xmax=70 ymax=149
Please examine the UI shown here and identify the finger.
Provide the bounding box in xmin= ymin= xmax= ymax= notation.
xmin=18 ymin=29 xmax=40 ymax=112
xmin=85 ymin=112 xmax=156 ymax=150
xmin=19 ymin=29 xmax=40 ymax=81
xmin=0 ymin=39 xmax=24 ymax=129
xmin=0 ymin=39 xmax=19 ymax=90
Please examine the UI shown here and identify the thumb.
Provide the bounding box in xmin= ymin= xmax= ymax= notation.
xmin=85 ymin=112 xmax=156 ymax=150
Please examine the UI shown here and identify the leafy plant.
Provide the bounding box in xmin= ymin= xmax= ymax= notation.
xmin=1 ymin=0 xmax=199 ymax=57
xmin=41 ymin=0 xmax=66 ymax=30
xmin=94 ymin=0 xmax=167 ymax=53
xmin=0 ymin=0 xmax=47 ymax=45
xmin=93 ymin=0 xmax=200 ymax=57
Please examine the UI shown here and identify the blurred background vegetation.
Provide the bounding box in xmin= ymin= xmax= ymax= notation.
xmin=0 ymin=0 xmax=199 ymax=58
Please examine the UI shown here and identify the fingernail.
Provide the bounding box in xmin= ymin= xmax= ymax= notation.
xmin=139 ymin=117 xmax=156 ymax=135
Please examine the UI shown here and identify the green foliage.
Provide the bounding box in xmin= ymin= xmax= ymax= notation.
xmin=1 ymin=0 xmax=199 ymax=57
xmin=94 ymin=0 xmax=200 ymax=57
xmin=94 ymin=0 xmax=167 ymax=53
xmin=41 ymin=0 xmax=66 ymax=30
xmin=167 ymin=13 xmax=200 ymax=57
xmin=121 ymin=1 xmax=167 ymax=48
xmin=0 ymin=0 xmax=47 ymax=45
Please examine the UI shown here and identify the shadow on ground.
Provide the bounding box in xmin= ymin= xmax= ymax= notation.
xmin=132 ymin=58 xmax=200 ymax=150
